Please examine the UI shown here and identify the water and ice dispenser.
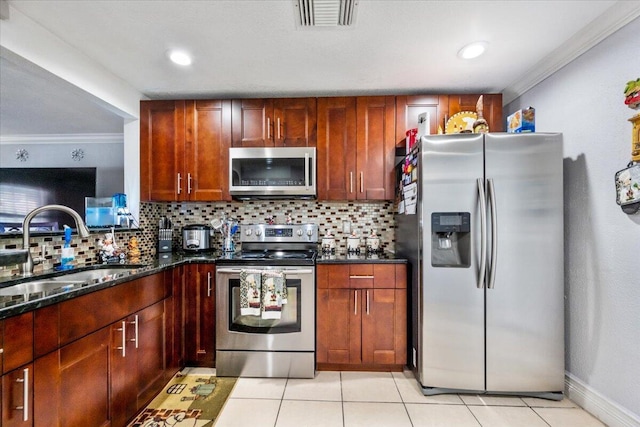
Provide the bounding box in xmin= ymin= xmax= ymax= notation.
xmin=431 ymin=212 xmax=471 ymax=267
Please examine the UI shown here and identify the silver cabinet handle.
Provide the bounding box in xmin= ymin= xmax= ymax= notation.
xmin=207 ymin=271 xmax=212 ymax=297
xmin=350 ymin=172 xmax=354 ymax=194
xmin=177 ymin=173 xmax=182 ymax=195
xmin=129 ymin=315 xmax=139 ymax=349
xmin=187 ymin=173 xmax=192 ymax=194
xmin=116 ymin=320 xmax=126 ymax=357
xmin=360 ymin=171 xmax=364 ymax=193
xmin=354 ymin=290 xmax=358 ymax=315
xmin=487 ymin=178 xmax=498 ymax=289
xmin=349 ymin=275 xmax=374 ymax=279
xmin=366 ymin=290 xmax=370 ymax=315
xmin=267 ymin=117 xmax=272 ymax=140
xmin=15 ymin=367 xmax=29 ymax=421
xmin=477 ymin=178 xmax=487 ymax=289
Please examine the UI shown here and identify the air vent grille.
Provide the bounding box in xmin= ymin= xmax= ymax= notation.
xmin=296 ymin=0 xmax=358 ymax=27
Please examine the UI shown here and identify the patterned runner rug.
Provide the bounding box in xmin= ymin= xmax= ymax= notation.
xmin=128 ymin=371 xmax=236 ymax=427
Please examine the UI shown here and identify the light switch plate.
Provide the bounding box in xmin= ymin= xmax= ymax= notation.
xmin=342 ymin=220 xmax=351 ymax=234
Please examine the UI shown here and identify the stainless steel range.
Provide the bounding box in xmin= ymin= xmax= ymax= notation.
xmin=215 ymin=223 xmax=318 ymax=378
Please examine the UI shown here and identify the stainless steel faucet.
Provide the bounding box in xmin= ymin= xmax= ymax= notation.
xmin=20 ymin=204 xmax=91 ymax=275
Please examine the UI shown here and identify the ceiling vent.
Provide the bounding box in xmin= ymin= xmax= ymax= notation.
xmin=295 ymin=0 xmax=358 ymax=27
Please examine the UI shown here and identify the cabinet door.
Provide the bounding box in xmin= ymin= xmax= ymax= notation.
xmin=136 ymin=301 xmax=166 ymax=409
xmin=140 ymin=100 xmax=186 ymax=201
xmin=231 ymin=99 xmax=275 ymax=146
xmin=166 ymin=267 xmax=185 ymax=375
xmin=34 ymin=328 xmax=111 ymax=427
xmin=2 ymin=365 xmax=32 ymax=427
xmin=316 ymin=288 xmax=362 ymax=365
xmin=395 ymin=95 xmax=448 ymax=145
xmin=356 ymin=96 xmax=396 ymax=200
xmin=317 ymin=97 xmax=357 ymax=200
xmin=110 ymin=319 xmax=137 ymax=427
xmin=274 ymin=98 xmax=317 ymax=147
xmin=2 ymin=313 xmax=33 ymax=375
xmin=447 ymin=94 xmax=503 ymax=132
xmin=361 ymin=289 xmax=407 ymax=365
xmin=186 ymin=100 xmax=232 ymax=201
xmin=184 ymin=264 xmax=216 ymax=367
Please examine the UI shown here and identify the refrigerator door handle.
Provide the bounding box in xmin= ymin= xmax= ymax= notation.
xmin=487 ymin=178 xmax=498 ymax=289
xmin=477 ymin=178 xmax=487 ymax=289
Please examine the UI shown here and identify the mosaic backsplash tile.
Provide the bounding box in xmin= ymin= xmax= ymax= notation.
xmin=1 ymin=200 xmax=396 ymax=278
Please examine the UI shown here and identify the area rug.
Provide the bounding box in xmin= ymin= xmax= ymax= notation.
xmin=128 ymin=371 xmax=236 ymax=427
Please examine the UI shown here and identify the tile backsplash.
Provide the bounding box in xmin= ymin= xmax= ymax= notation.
xmin=1 ymin=200 xmax=396 ymax=278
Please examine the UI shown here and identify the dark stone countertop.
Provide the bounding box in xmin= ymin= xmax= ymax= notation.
xmin=316 ymin=251 xmax=407 ymax=264
xmin=0 ymin=250 xmax=406 ymax=319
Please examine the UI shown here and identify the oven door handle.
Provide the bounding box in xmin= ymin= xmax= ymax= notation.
xmin=216 ymin=267 xmax=315 ymax=275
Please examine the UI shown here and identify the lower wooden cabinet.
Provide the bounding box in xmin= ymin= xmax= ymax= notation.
xmin=316 ymin=263 xmax=407 ymax=370
xmin=2 ymin=364 xmax=33 ymax=427
xmin=111 ymin=301 xmax=166 ymax=427
xmin=184 ymin=264 xmax=216 ymax=367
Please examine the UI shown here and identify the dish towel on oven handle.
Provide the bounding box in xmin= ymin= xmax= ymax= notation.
xmin=240 ymin=269 xmax=262 ymax=316
xmin=261 ymin=270 xmax=286 ymax=320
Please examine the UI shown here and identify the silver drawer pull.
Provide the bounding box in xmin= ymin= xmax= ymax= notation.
xmin=349 ymin=275 xmax=374 ymax=279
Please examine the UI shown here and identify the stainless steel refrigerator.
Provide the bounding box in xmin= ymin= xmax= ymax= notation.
xmin=396 ymin=132 xmax=564 ymax=399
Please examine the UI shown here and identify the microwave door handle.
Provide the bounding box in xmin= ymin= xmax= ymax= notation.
xmin=305 ymin=152 xmax=310 ymax=189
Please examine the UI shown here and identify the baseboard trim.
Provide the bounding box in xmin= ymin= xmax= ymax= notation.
xmin=565 ymin=372 xmax=640 ymax=427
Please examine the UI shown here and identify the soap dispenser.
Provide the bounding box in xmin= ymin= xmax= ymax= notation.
xmin=60 ymin=225 xmax=75 ymax=270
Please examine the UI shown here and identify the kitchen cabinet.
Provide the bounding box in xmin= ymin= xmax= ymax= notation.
xmin=317 ymin=96 xmax=396 ymax=200
xmin=1 ymin=313 xmax=34 ymax=426
xmin=316 ymin=263 xmax=407 ymax=370
xmin=231 ymin=98 xmax=317 ymax=147
xmin=140 ymin=99 xmax=232 ymax=201
xmin=30 ymin=272 xmax=170 ymax=427
xmin=317 ymin=97 xmax=357 ymax=200
xmin=184 ymin=264 xmax=215 ymax=367
xmin=395 ymin=94 xmax=503 ymax=148
xmin=2 ymin=364 xmax=32 ymax=427
xmin=111 ymin=301 xmax=166 ymax=427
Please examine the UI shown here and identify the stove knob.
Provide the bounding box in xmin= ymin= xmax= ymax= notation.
xmin=245 ymin=228 xmax=252 ymax=236
xmin=296 ymin=229 xmax=303 ymax=236
xmin=255 ymin=229 xmax=262 ymax=236
xmin=306 ymin=229 xmax=314 ymax=236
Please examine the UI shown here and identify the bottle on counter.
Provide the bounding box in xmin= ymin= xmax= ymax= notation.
xmin=60 ymin=225 xmax=75 ymax=270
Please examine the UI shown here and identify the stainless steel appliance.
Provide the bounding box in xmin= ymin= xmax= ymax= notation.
xmin=182 ymin=224 xmax=213 ymax=252
xmin=229 ymin=147 xmax=316 ymax=199
xmin=216 ymin=223 xmax=318 ymax=378
xmin=396 ymin=132 xmax=564 ymax=400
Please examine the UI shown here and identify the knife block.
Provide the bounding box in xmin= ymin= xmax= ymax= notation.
xmin=158 ymin=228 xmax=173 ymax=253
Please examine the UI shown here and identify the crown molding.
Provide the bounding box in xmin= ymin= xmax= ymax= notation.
xmin=0 ymin=133 xmax=123 ymax=145
xmin=502 ymin=1 xmax=640 ymax=105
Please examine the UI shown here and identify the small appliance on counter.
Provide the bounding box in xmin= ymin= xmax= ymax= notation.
xmin=182 ymin=224 xmax=213 ymax=252
xmin=158 ymin=216 xmax=173 ymax=253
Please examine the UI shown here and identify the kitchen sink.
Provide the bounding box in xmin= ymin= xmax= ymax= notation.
xmin=0 ymin=280 xmax=86 ymax=298
xmin=50 ymin=266 xmax=140 ymax=283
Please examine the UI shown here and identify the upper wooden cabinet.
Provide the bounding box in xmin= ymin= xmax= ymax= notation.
xmin=231 ymin=98 xmax=317 ymax=147
xmin=140 ymin=100 xmax=231 ymax=201
xmin=395 ymin=94 xmax=503 ymax=147
xmin=317 ymin=96 xmax=395 ymax=201
xmin=317 ymin=97 xmax=357 ymax=200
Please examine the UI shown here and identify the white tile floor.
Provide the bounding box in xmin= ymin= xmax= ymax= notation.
xmin=213 ymin=370 xmax=608 ymax=427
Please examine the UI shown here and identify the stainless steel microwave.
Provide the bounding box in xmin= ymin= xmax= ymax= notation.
xmin=229 ymin=147 xmax=316 ymax=199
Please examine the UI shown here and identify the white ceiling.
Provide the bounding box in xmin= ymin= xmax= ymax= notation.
xmin=1 ymin=0 xmax=637 ymax=136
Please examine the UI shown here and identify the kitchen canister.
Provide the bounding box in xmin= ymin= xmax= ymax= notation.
xmin=366 ymin=230 xmax=380 ymax=253
xmin=347 ymin=232 xmax=361 ymax=253
xmin=321 ymin=230 xmax=336 ymax=254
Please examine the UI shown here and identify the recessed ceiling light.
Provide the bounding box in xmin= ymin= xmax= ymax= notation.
xmin=168 ymin=50 xmax=192 ymax=66
xmin=458 ymin=41 xmax=488 ymax=59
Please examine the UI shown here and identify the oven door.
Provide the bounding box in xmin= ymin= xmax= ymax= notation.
xmin=216 ymin=266 xmax=315 ymax=351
